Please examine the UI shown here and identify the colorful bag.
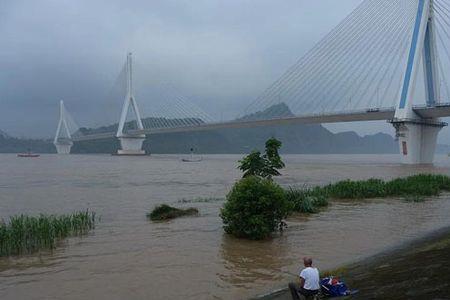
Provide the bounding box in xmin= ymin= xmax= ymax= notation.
xmin=320 ymin=277 xmax=352 ymax=297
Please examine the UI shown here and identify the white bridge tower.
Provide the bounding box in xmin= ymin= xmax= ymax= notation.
xmin=54 ymin=100 xmax=73 ymax=154
xmin=391 ymin=0 xmax=447 ymax=164
xmin=116 ymin=53 xmax=146 ymax=155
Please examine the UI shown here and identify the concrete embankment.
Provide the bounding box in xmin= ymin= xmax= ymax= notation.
xmin=258 ymin=226 xmax=450 ymax=299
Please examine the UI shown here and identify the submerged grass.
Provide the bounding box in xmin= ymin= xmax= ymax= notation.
xmin=0 ymin=210 xmax=96 ymax=257
xmin=285 ymin=187 xmax=329 ymax=214
xmin=177 ymin=197 xmax=224 ymax=204
xmin=286 ymin=174 xmax=450 ymax=214
xmin=148 ymin=204 xmax=199 ymax=221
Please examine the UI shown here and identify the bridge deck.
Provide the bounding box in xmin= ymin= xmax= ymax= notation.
xmin=72 ymin=104 xmax=450 ymax=142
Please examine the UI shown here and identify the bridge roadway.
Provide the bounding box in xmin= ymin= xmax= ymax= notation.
xmin=72 ymin=103 xmax=450 ymax=142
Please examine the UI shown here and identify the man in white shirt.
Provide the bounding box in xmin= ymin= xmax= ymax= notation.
xmin=288 ymin=257 xmax=320 ymax=299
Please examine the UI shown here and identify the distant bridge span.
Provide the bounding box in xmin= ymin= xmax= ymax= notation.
xmin=56 ymin=0 xmax=450 ymax=164
xmin=73 ymin=103 xmax=450 ymax=142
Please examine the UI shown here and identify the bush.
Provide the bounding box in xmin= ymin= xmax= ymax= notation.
xmin=220 ymin=176 xmax=290 ymax=240
xmin=148 ymin=204 xmax=198 ymax=221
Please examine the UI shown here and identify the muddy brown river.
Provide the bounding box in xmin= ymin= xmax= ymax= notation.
xmin=1 ymin=154 xmax=450 ymax=299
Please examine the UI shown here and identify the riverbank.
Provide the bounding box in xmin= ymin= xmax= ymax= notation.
xmin=261 ymin=226 xmax=450 ymax=299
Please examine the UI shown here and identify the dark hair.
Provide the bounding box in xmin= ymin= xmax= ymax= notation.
xmin=303 ymin=257 xmax=313 ymax=266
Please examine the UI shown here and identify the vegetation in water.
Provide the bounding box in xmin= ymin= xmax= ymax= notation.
xmin=323 ymin=174 xmax=450 ymax=198
xmin=220 ymin=176 xmax=290 ymax=240
xmin=284 ymin=187 xmax=330 ymax=213
xmin=225 ymin=137 xmax=450 ymax=240
xmin=148 ymin=204 xmax=199 ymax=221
xmin=238 ymin=137 xmax=285 ymax=179
xmin=0 ymin=210 xmax=96 ymax=257
xmin=285 ymin=174 xmax=450 ymax=213
xmin=177 ymin=197 xmax=224 ymax=203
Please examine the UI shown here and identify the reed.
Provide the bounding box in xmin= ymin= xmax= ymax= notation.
xmin=286 ymin=174 xmax=450 ymax=213
xmin=284 ymin=187 xmax=329 ymax=213
xmin=0 ymin=211 xmax=96 ymax=257
xmin=148 ymin=204 xmax=198 ymax=221
xmin=324 ymin=174 xmax=450 ymax=199
xmin=178 ymin=197 xmax=224 ymax=203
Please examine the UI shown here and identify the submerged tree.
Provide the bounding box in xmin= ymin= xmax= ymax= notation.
xmin=238 ymin=137 xmax=285 ymax=179
xmin=220 ymin=176 xmax=290 ymax=239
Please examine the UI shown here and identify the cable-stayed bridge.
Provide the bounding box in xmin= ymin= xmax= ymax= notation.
xmin=54 ymin=0 xmax=450 ymax=164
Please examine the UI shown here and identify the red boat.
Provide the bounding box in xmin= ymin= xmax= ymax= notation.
xmin=17 ymin=152 xmax=40 ymax=158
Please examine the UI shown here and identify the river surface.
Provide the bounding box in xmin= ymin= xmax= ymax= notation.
xmin=1 ymin=154 xmax=450 ymax=300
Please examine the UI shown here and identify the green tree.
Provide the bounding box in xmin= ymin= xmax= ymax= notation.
xmin=238 ymin=137 xmax=285 ymax=179
xmin=238 ymin=150 xmax=266 ymax=178
xmin=220 ymin=176 xmax=290 ymax=240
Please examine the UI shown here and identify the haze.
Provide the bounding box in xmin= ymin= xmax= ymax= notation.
xmin=2 ymin=0 xmax=450 ymax=142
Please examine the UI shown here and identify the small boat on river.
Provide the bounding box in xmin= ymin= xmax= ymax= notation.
xmin=181 ymin=148 xmax=202 ymax=162
xmin=17 ymin=150 xmax=40 ymax=158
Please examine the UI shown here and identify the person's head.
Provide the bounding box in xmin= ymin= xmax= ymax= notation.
xmin=303 ymin=257 xmax=313 ymax=267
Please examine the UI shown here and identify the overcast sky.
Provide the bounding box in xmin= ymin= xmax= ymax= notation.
xmin=2 ymin=0 xmax=450 ymax=142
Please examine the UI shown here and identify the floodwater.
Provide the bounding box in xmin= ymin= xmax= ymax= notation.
xmin=1 ymin=154 xmax=450 ymax=300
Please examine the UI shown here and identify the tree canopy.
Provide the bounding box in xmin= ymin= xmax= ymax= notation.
xmin=238 ymin=137 xmax=285 ymax=179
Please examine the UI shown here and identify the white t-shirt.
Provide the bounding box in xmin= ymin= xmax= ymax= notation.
xmin=300 ymin=267 xmax=320 ymax=291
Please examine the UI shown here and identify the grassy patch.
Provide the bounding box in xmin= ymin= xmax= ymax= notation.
xmin=178 ymin=197 xmax=224 ymax=203
xmin=0 ymin=211 xmax=96 ymax=257
xmin=147 ymin=204 xmax=198 ymax=221
xmin=284 ymin=187 xmax=329 ymax=214
xmin=286 ymin=174 xmax=450 ymax=214
xmin=323 ymin=174 xmax=450 ymax=199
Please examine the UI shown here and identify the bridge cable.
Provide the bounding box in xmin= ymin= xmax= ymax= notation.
xmin=239 ymin=0 xmax=383 ymax=117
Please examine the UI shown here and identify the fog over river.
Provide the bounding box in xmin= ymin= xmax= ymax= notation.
xmin=1 ymin=154 xmax=450 ymax=299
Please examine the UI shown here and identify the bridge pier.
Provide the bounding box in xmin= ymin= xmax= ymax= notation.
xmin=115 ymin=53 xmax=147 ymax=156
xmin=391 ymin=118 xmax=446 ymax=164
xmin=117 ymin=135 xmax=146 ymax=155
xmin=54 ymin=142 xmax=73 ymax=154
xmin=391 ymin=0 xmax=446 ymax=164
xmin=54 ymin=101 xmax=74 ymax=155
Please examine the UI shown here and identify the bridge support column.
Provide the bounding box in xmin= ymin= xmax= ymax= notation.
xmin=55 ymin=142 xmax=73 ymax=154
xmin=115 ymin=53 xmax=146 ymax=156
xmin=54 ymin=100 xmax=74 ymax=155
xmin=117 ymin=135 xmax=146 ymax=155
xmin=391 ymin=0 xmax=447 ymax=164
xmin=390 ymin=118 xmax=446 ymax=164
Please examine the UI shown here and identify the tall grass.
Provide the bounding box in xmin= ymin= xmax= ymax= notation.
xmin=177 ymin=197 xmax=224 ymax=203
xmin=323 ymin=174 xmax=450 ymax=198
xmin=286 ymin=174 xmax=450 ymax=214
xmin=285 ymin=187 xmax=329 ymax=213
xmin=0 ymin=211 xmax=96 ymax=257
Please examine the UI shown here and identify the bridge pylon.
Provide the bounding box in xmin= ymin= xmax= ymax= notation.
xmin=391 ymin=0 xmax=446 ymax=164
xmin=54 ymin=100 xmax=73 ymax=154
xmin=116 ymin=53 xmax=146 ymax=155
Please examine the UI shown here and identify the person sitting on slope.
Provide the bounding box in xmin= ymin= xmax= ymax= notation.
xmin=288 ymin=257 xmax=320 ymax=300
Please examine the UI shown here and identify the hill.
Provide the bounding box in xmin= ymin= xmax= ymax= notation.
xmin=72 ymin=103 xmax=398 ymax=154
xmin=0 ymin=131 xmax=55 ymax=153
